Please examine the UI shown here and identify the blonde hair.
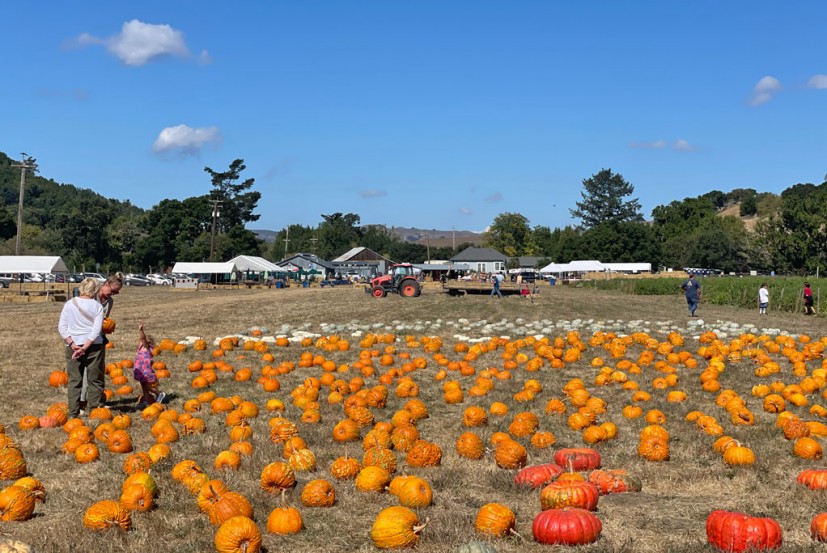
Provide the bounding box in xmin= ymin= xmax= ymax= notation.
xmin=106 ymin=272 xmax=124 ymax=287
xmin=77 ymin=277 xmax=101 ymax=297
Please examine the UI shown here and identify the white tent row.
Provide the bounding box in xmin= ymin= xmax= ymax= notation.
xmin=540 ymin=260 xmax=606 ymax=274
xmin=540 ymin=260 xmax=652 ymax=274
xmin=171 ymin=261 xmax=238 ymax=274
xmin=230 ymin=255 xmax=288 ymax=273
xmin=0 ymin=256 xmax=69 ymax=274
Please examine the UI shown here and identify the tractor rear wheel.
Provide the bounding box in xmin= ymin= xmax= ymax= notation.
xmin=371 ymin=286 xmax=387 ymax=298
xmin=399 ymin=280 xmax=420 ymax=298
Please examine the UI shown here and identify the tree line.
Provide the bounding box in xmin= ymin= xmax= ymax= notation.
xmin=1 ymin=151 xmax=825 ymax=274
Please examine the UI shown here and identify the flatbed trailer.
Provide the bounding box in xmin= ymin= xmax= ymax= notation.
xmin=442 ymin=279 xmax=528 ymax=296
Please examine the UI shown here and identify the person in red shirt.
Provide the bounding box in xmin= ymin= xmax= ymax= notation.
xmin=803 ymin=282 xmax=815 ymax=315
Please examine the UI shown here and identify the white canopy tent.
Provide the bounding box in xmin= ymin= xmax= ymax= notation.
xmin=229 ymin=255 xmax=288 ymax=273
xmin=0 ymin=256 xmax=69 ymax=274
xmin=171 ymin=261 xmax=238 ymax=274
xmin=567 ymin=260 xmax=607 ymax=272
xmin=539 ymin=262 xmax=569 ymax=274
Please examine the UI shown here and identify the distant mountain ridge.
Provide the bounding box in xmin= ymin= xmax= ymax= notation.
xmin=252 ymin=226 xmax=484 ymax=247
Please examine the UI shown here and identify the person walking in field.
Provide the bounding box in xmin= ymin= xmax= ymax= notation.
xmin=804 ymin=282 xmax=815 ymax=315
xmin=758 ymin=282 xmax=769 ymax=315
xmin=490 ymin=272 xmax=503 ymax=299
xmin=681 ymin=273 xmax=702 ymax=317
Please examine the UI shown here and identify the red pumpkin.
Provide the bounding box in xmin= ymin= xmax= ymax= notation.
xmin=532 ymin=508 xmax=602 ymax=545
xmin=514 ymin=463 xmax=564 ymax=489
xmin=553 ymin=448 xmax=601 ymax=471
xmin=539 ymin=481 xmax=599 ymax=511
xmin=706 ymin=510 xmax=782 ymax=552
xmin=797 ymin=469 xmax=827 ymax=490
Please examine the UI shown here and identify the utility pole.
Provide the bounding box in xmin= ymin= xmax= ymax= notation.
xmin=283 ymin=227 xmax=290 ymax=259
xmin=209 ymin=200 xmax=221 ymax=262
xmin=452 ymin=226 xmax=456 ymax=251
xmin=310 ymin=236 xmax=318 ymax=256
xmin=426 ymin=235 xmax=431 ymax=264
xmin=11 ymin=154 xmax=36 ymax=255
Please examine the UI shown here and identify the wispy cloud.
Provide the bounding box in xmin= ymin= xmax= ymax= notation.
xmin=750 ymin=75 xmax=782 ymax=106
xmin=673 ymin=139 xmax=696 ymax=152
xmin=629 ymin=139 xmax=696 ymax=152
xmin=629 ymin=140 xmax=668 ymax=149
xmin=359 ymin=189 xmax=387 ymax=199
xmin=458 ymin=207 xmax=472 ymax=216
xmin=807 ymin=75 xmax=827 ymax=89
xmin=73 ymin=20 xmax=209 ymax=66
xmin=484 ymin=192 xmax=503 ymax=203
xmin=152 ymin=124 xmax=222 ymax=155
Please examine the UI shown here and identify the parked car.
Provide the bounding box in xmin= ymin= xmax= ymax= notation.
xmin=0 ymin=275 xmax=12 ymax=288
xmin=146 ymin=273 xmax=172 ymax=285
xmin=77 ymin=272 xmax=106 ymax=282
xmin=124 ymin=274 xmax=153 ymax=286
xmin=511 ymin=270 xmax=540 ymax=283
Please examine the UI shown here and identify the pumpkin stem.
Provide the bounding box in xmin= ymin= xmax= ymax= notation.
xmin=509 ymin=527 xmax=525 ymax=540
xmin=413 ymin=517 xmax=430 ymax=534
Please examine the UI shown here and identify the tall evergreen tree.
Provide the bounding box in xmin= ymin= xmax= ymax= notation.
xmin=570 ymin=169 xmax=643 ymax=229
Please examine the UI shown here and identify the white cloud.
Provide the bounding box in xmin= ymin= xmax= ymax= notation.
xmin=673 ymin=139 xmax=696 ymax=152
xmin=458 ymin=207 xmax=472 ymax=216
xmin=750 ymin=75 xmax=782 ymax=106
xmin=807 ymin=75 xmax=827 ymax=89
xmin=359 ymin=189 xmax=387 ymax=199
xmin=152 ymin=124 xmax=221 ymax=155
xmin=484 ymin=192 xmax=503 ymax=203
xmin=629 ymin=140 xmax=668 ymax=149
xmin=75 ymin=20 xmax=194 ymax=66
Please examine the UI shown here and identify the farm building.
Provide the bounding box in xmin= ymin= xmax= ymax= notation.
xmin=451 ymin=247 xmax=508 ymax=274
xmin=279 ymin=254 xmax=335 ymax=280
xmin=332 ymin=247 xmax=392 ymax=278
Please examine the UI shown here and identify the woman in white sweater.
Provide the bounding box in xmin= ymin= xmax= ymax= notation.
xmin=58 ymin=278 xmax=104 ymax=418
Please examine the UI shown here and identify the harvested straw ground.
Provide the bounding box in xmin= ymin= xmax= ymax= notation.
xmin=1 ymin=284 xmax=826 ymax=552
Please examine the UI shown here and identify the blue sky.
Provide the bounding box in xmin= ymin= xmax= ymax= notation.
xmin=2 ymin=2 xmax=825 ymax=233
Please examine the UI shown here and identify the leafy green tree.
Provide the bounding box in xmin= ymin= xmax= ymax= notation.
xmin=317 ymin=213 xmax=362 ymax=259
xmin=739 ymin=195 xmax=758 ymax=216
xmin=106 ymin=212 xmax=148 ymax=271
xmin=204 ymin=159 xmax=261 ymax=231
xmin=482 ymin=212 xmax=535 ymax=256
xmin=581 ymin=221 xmax=662 ymax=266
xmin=570 ymin=169 xmax=643 ymax=229
xmin=0 ymin=208 xmax=15 ymax=240
xmin=532 ymin=225 xmax=555 ymax=257
xmin=271 ymin=224 xmax=317 ymax=260
xmin=651 ymin=196 xmax=719 ymax=268
xmin=686 ymin=216 xmax=750 ymax=273
xmin=758 ymin=183 xmax=827 ymax=274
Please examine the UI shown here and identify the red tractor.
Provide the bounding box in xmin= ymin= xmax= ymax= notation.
xmin=367 ymin=263 xmax=422 ymax=298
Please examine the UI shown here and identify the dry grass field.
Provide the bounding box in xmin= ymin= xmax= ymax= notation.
xmin=1 ymin=283 xmax=827 ymax=552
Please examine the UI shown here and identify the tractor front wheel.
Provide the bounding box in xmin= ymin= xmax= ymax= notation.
xmin=399 ymin=280 xmax=420 ymax=298
xmin=371 ymin=286 xmax=387 ymax=298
